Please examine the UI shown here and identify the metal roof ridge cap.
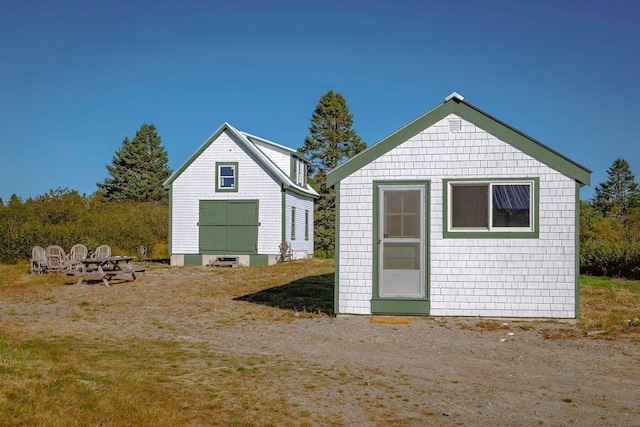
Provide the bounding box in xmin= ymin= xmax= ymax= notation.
xmin=445 ymin=92 xmax=464 ymax=102
xmin=228 ymin=124 xmax=298 ymax=188
xmin=240 ymin=131 xmax=297 ymax=153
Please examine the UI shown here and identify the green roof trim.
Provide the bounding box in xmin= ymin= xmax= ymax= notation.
xmin=326 ymin=101 xmax=453 ymax=187
xmin=164 ymin=124 xmax=229 ymax=188
xmin=163 ymin=122 xmax=318 ymax=199
xmin=326 ymin=96 xmax=591 ymax=187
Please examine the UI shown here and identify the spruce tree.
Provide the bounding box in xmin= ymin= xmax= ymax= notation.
xmin=98 ymin=124 xmax=172 ymax=203
xmin=299 ymin=90 xmax=366 ymax=253
xmin=591 ymin=157 xmax=640 ymax=219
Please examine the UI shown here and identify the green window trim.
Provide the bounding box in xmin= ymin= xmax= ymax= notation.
xmin=291 ymin=206 xmax=296 ymax=240
xmin=443 ymin=177 xmax=540 ymax=239
xmin=215 ymin=162 xmax=238 ymax=192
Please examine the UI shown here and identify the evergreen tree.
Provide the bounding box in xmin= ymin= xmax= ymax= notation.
xmin=98 ymin=124 xmax=172 ymax=203
xmin=299 ymin=90 xmax=366 ymax=253
xmin=591 ymin=157 xmax=640 ymax=219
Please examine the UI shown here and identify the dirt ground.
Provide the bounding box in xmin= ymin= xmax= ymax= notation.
xmin=4 ymin=262 xmax=640 ymax=426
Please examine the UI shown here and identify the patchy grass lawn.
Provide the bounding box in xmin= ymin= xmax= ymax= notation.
xmin=0 ymin=261 xmax=638 ymax=426
xmin=0 ymin=259 xmax=337 ymax=426
xmin=579 ymin=275 xmax=640 ymax=336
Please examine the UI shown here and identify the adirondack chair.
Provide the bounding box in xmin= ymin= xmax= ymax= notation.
xmin=91 ymin=245 xmax=112 ymax=259
xmin=30 ymin=246 xmax=48 ymax=274
xmin=278 ymin=242 xmax=293 ymax=263
xmin=67 ymin=244 xmax=88 ymax=270
xmin=45 ymin=245 xmax=68 ymax=272
xmin=136 ymin=245 xmax=148 ymax=261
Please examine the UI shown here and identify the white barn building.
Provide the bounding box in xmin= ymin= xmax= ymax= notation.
xmin=164 ymin=123 xmax=318 ymax=266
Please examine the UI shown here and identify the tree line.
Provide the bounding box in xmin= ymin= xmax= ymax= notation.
xmin=2 ymin=92 xmax=639 ymax=280
xmin=0 ymin=124 xmax=172 ymax=263
xmin=580 ymin=158 xmax=640 ymax=278
xmin=0 ymin=92 xmax=363 ymax=264
xmin=0 ymin=190 xmax=169 ymax=263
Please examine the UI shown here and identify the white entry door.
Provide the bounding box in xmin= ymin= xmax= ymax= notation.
xmin=379 ymin=186 xmax=425 ymax=298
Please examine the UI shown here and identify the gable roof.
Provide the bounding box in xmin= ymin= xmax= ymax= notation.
xmin=163 ymin=122 xmax=319 ymax=198
xmin=326 ymin=93 xmax=591 ymax=187
xmin=241 ymin=131 xmax=311 ymax=163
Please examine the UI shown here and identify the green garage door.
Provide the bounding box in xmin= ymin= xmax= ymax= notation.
xmin=199 ymin=200 xmax=259 ymax=254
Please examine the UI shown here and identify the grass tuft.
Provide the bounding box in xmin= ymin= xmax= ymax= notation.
xmin=579 ymin=275 xmax=640 ymax=338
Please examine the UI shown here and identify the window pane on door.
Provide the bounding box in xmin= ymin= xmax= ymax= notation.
xmin=385 ymin=191 xmax=403 ymax=214
xmin=383 ymin=242 xmax=420 ymax=270
xmin=384 ymin=190 xmax=420 ymax=238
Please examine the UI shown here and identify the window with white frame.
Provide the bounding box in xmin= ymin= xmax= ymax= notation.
xmin=447 ymin=180 xmax=535 ymax=233
xmin=219 ymin=166 xmax=235 ymax=188
xmin=216 ymin=163 xmax=237 ymax=191
xmin=291 ymin=206 xmax=296 ymax=240
xmin=294 ymin=157 xmax=306 ymax=186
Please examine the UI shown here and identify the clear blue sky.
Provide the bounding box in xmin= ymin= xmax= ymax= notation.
xmin=1 ymin=0 xmax=638 ymax=202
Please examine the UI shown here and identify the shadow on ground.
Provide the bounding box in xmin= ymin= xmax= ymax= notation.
xmin=235 ymin=273 xmax=334 ymax=316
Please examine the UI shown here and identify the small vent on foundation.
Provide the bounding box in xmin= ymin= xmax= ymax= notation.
xmin=449 ymin=119 xmax=462 ymax=133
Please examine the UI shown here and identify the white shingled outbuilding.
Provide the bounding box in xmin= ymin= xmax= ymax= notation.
xmin=326 ymin=93 xmax=591 ymax=318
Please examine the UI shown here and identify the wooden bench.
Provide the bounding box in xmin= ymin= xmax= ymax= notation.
xmin=212 ymin=256 xmax=239 ymax=267
xmin=68 ymin=268 xmax=146 ymax=278
xmin=67 ymin=256 xmax=146 ymax=286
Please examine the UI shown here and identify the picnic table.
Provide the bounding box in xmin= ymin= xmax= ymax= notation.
xmin=67 ymin=256 xmax=145 ymax=286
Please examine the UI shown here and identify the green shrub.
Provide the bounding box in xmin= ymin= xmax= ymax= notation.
xmin=581 ymin=240 xmax=640 ymax=279
xmin=313 ymin=249 xmax=335 ymax=259
xmin=0 ymin=193 xmax=168 ymax=263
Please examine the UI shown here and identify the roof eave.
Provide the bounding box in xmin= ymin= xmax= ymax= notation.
xmin=327 ymin=95 xmax=591 ymax=187
xmin=164 ymin=123 xmax=319 ymax=195
xmin=163 ymin=122 xmax=231 ymax=188
xmin=326 ymin=100 xmax=452 ymax=187
xmin=228 ymin=125 xmax=320 ymax=198
xmin=243 ymin=132 xmax=313 ymax=164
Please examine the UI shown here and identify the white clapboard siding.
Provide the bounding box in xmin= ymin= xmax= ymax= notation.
xmin=338 ymin=114 xmax=577 ymax=318
xmin=171 ymin=129 xmax=282 ymax=255
xmin=284 ymin=191 xmax=314 ymax=257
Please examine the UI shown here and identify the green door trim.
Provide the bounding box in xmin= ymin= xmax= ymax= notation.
xmin=168 ymin=186 xmax=173 ymax=255
xmin=372 ymin=180 xmax=430 ymax=315
xmin=334 ymin=182 xmax=340 ymax=315
xmin=575 ymin=182 xmax=580 ymax=318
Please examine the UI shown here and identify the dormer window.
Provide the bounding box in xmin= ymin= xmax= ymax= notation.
xmin=293 ymin=157 xmax=307 ymax=186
